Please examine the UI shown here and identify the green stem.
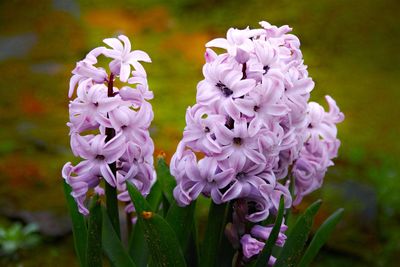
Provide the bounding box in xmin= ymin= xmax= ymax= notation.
xmin=105 ymin=181 xmax=120 ymax=239
xmin=200 ymin=202 xmax=229 ymax=267
xmin=86 ymin=196 xmax=103 ymax=267
xmin=104 ymin=72 xmax=120 ymax=238
xmin=284 ymin=174 xmax=295 ymax=223
xmin=216 ymin=202 xmax=235 ymax=267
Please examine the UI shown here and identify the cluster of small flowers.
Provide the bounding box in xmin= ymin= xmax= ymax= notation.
xmin=170 ymin=21 xmax=343 ymax=263
xmin=62 ymin=35 xmax=156 ymax=215
xmin=292 ymin=95 xmax=344 ymax=205
xmin=241 ymin=223 xmax=287 ymax=264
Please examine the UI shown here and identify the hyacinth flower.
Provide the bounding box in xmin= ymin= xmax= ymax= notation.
xmin=241 ymin=223 xmax=288 ymax=265
xmin=62 ymin=35 xmax=155 ymax=231
xmin=62 ymin=23 xmax=345 ymax=267
xmin=170 ymin=21 xmax=344 ymax=266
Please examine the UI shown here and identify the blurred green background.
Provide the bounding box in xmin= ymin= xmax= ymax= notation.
xmin=0 ymin=0 xmax=399 ymax=266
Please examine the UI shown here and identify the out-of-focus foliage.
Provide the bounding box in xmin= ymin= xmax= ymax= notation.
xmin=0 ymin=223 xmax=40 ymax=256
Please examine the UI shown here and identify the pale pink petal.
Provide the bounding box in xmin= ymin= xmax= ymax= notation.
xmin=103 ymin=37 xmax=123 ymax=51
xmin=100 ymin=164 xmax=116 ymax=186
xmin=206 ymin=38 xmax=229 ymax=49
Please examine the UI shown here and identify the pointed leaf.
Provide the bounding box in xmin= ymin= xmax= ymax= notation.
xmin=215 ymin=203 xmax=234 ymax=267
xmin=200 ymin=202 xmax=228 ymax=267
xmin=102 ymin=207 xmax=136 ymax=267
xmin=166 ymin=201 xmax=196 ymax=250
xmin=146 ymin=180 xmax=163 ymax=212
xmin=86 ymin=196 xmax=102 ymax=267
xmin=185 ymin=220 xmax=200 ymax=267
xmin=142 ymin=213 xmax=187 ymax=267
xmin=127 ymin=182 xmax=186 ymax=267
xmin=128 ymin=180 xmax=163 ymax=266
xmin=274 ymin=199 xmax=322 ymax=267
xmin=105 ymin=181 xmax=121 ymax=238
xmin=255 ymin=196 xmax=285 ymax=267
xmin=284 ymin=175 xmax=295 ymax=223
xmin=156 ymin=157 xmax=176 ymax=205
xmin=128 ymin=220 xmax=148 ymax=267
xmin=63 ymin=181 xmax=87 ymax=267
xmin=298 ymin=208 xmax=344 ymax=267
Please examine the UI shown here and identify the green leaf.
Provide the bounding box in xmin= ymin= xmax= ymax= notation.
xmin=105 ymin=182 xmax=121 ymax=238
xmin=166 ymin=201 xmax=196 ymax=250
xmin=102 ymin=207 xmax=136 ymax=267
xmin=146 ymin=180 xmax=163 ymax=212
xmin=128 ymin=180 xmax=163 ymax=266
xmin=254 ymin=196 xmax=285 ymax=267
xmin=284 ymin=175 xmax=295 ymax=223
xmin=200 ymin=202 xmax=228 ymax=267
xmin=185 ymin=221 xmax=200 ymax=267
xmin=298 ymin=208 xmax=344 ymax=267
xmin=86 ymin=196 xmax=102 ymax=267
xmin=156 ymin=157 xmax=176 ymax=205
xmin=215 ymin=225 xmax=234 ymax=267
xmin=63 ymin=181 xmax=87 ymax=267
xmin=127 ymin=182 xmax=187 ymax=267
xmin=215 ymin=203 xmax=234 ymax=267
xmin=142 ymin=213 xmax=187 ymax=267
xmin=274 ymin=199 xmax=322 ymax=267
xmin=127 ymin=182 xmax=153 ymax=214
xmin=128 ymin=220 xmax=148 ymax=267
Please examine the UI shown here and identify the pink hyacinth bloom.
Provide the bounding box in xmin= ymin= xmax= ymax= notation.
xmin=173 ymin=156 xmax=235 ymax=206
xmin=171 ymin=21 xmax=343 ymax=233
xmin=251 ymin=224 xmax=288 ymax=247
xmin=63 ymin=35 xmax=155 ymax=216
xmin=70 ymin=133 xmax=126 ymax=186
xmin=69 ymin=83 xmax=127 ymax=132
xmin=240 ymin=222 xmax=287 ymax=265
xmin=182 ymin=104 xmax=225 ymax=155
xmin=292 ymin=96 xmax=344 ymax=205
xmin=206 ymin=27 xmax=264 ymax=60
xmin=103 ymin=35 xmax=151 ymax=82
xmin=219 ymin=159 xmax=266 ymax=202
xmin=236 ymin=76 xmax=289 ymax=136
xmin=241 ymin=234 xmax=264 ymax=258
xmin=197 ymin=56 xmax=256 ymax=119
xmin=214 ymin=118 xmax=265 ymax=166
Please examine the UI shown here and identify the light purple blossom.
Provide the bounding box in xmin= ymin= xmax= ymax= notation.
xmin=181 ymin=104 xmax=225 ymax=155
xmin=63 ymin=35 xmax=155 ymax=216
xmin=292 ymin=96 xmax=344 ymax=205
xmin=196 ymin=55 xmax=256 ymax=119
xmin=69 ymin=133 xmax=126 ymax=186
xmin=214 ymin=118 xmax=265 ymax=166
xmin=219 ymin=159 xmax=266 ymax=203
xmin=240 ymin=234 xmax=264 ymax=259
xmin=103 ymin=35 xmax=151 ymax=82
xmin=173 ymin=155 xmax=235 ymax=206
xmin=236 ymin=76 xmax=289 ymax=137
xmin=240 ymin=223 xmax=288 ymax=265
xmin=206 ymin=27 xmax=265 ymax=61
xmin=68 ymin=83 xmax=126 ymax=132
xmin=171 ymin=20 xmax=343 ymax=254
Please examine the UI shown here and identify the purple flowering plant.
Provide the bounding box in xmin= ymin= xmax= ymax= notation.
xmin=63 ymin=22 xmax=344 ymax=267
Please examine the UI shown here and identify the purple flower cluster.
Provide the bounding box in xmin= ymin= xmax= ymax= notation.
xmin=62 ymin=35 xmax=155 ymax=215
xmin=241 ymin=223 xmax=288 ymax=265
xmin=292 ymin=96 xmax=344 ymax=205
xmin=171 ymin=22 xmax=343 ymax=221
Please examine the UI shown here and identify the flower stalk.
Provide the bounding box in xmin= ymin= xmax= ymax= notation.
xmin=104 ymin=72 xmax=120 ymax=238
